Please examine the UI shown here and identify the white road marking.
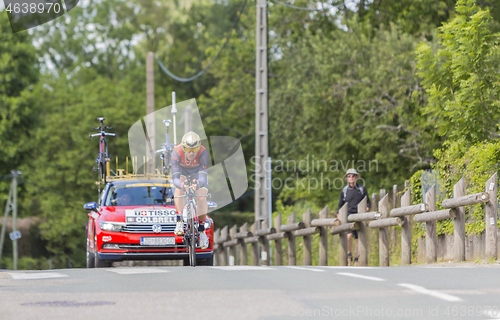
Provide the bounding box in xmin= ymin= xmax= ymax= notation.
xmin=398 ymin=283 xmax=462 ymax=302
xmin=106 ymin=267 xmax=169 ymax=274
xmin=8 ymin=272 xmax=69 ymax=280
xmin=286 ymin=266 xmax=325 ymax=272
xmin=211 ymin=266 xmax=275 ymax=271
xmin=336 ymin=272 xmax=386 ymax=281
xmin=321 ymin=266 xmax=376 ymax=269
xmin=439 ymin=289 xmax=483 ymax=295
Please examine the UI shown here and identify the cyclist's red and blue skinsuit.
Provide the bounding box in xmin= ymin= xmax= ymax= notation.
xmin=171 ymin=144 xmax=209 ymax=190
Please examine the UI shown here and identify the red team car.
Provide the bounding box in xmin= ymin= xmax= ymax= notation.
xmin=84 ymin=178 xmax=214 ymax=267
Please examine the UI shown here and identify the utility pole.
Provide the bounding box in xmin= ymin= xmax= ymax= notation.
xmin=255 ymin=0 xmax=269 ymax=229
xmin=0 ymin=171 xmax=21 ymax=270
xmin=0 ymin=182 xmax=13 ymax=268
xmin=147 ymin=52 xmax=156 ymax=174
xmin=172 ymin=92 xmax=177 ymax=145
xmin=12 ymin=170 xmax=19 ymax=270
xmin=184 ymin=105 xmax=192 ymax=133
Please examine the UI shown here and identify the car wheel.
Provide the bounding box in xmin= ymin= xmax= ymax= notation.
xmin=94 ymin=231 xmax=109 ymax=268
xmin=95 ymin=249 xmax=109 ymax=268
xmin=86 ymin=241 xmax=95 ymax=268
xmin=197 ymin=254 xmax=214 ymax=266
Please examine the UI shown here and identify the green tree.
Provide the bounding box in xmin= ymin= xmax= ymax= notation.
xmin=416 ymin=0 xmax=500 ymax=144
xmin=413 ymin=0 xmax=500 ymax=238
xmin=0 ymin=13 xmax=39 ymax=182
xmin=20 ymin=71 xmax=144 ymax=266
xmin=269 ymin=19 xmax=441 ymax=207
xmin=8 ymin=0 xmax=497 ymax=267
xmin=363 ymin=0 xmax=456 ymax=36
xmin=32 ymin=0 xmax=246 ymax=108
xmin=10 ymin=0 xmax=255 ymax=266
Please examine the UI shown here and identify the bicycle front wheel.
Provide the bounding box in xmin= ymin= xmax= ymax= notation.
xmin=188 ymin=203 xmax=197 ymax=267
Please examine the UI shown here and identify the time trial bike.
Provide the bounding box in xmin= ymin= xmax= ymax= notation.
xmin=174 ymin=176 xmax=208 ymax=267
xmin=89 ymin=117 xmax=115 ymax=184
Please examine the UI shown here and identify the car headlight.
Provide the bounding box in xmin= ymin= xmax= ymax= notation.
xmin=103 ymin=243 xmax=120 ymax=249
xmin=99 ymin=221 xmax=124 ymax=232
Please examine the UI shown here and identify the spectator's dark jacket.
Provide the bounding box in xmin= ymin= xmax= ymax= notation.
xmin=337 ymin=183 xmax=371 ymax=214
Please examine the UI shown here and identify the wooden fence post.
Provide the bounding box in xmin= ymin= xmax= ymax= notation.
xmin=240 ymin=223 xmax=248 ymax=265
xmin=251 ymin=222 xmax=259 ymax=266
xmin=288 ymin=212 xmax=297 ymax=266
xmin=221 ymin=226 xmax=229 ymax=266
xmin=379 ymin=194 xmax=389 ymax=266
xmin=454 ymin=177 xmax=465 ymax=262
xmin=378 ymin=189 xmax=389 ymax=204
xmin=229 ymin=225 xmax=237 ymax=266
xmin=375 ymin=190 xmax=384 ymax=264
xmin=274 ymin=214 xmax=282 ymax=266
xmin=357 ymin=197 xmax=368 ymax=266
xmin=261 ymin=220 xmax=270 ymax=266
xmin=401 ymin=183 xmax=411 ymax=265
xmin=485 ymin=173 xmax=498 ymax=260
xmin=319 ymin=206 xmax=328 ymax=266
xmin=373 ymin=192 xmax=378 ymax=259
xmin=303 ymin=209 xmax=312 ymax=265
xmin=338 ymin=203 xmax=348 ymax=266
xmin=391 ymin=184 xmax=398 ymax=254
xmin=425 ymin=185 xmax=437 ymax=264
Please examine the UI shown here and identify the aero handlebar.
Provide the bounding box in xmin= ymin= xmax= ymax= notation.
xmin=89 ymin=132 xmax=116 ymax=138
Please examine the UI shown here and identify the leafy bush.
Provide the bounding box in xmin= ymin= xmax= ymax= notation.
xmin=433 ymin=139 xmax=500 ymax=235
xmin=409 ymin=139 xmax=500 ymax=238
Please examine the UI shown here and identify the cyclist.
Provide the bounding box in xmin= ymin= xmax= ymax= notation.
xmin=171 ymin=131 xmax=210 ymax=250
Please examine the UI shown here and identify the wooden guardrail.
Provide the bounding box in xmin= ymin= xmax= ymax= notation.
xmin=213 ymin=173 xmax=498 ymax=267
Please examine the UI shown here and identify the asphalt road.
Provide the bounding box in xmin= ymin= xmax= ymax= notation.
xmin=1 ymin=265 xmax=500 ymax=320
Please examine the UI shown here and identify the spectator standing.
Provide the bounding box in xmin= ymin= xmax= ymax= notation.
xmin=337 ymin=168 xmax=370 ymax=266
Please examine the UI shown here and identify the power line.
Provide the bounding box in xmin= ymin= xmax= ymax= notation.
xmin=270 ymin=0 xmax=342 ymax=11
xmin=157 ymin=0 xmax=248 ymax=83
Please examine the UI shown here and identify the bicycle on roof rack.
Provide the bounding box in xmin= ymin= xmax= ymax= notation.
xmin=89 ymin=117 xmax=115 ymax=184
xmin=156 ymin=119 xmax=173 ymax=176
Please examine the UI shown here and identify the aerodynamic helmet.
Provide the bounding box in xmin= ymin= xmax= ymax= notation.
xmin=181 ymin=131 xmax=201 ymax=152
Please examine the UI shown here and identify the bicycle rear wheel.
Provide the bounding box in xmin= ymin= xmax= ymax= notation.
xmin=99 ymin=161 xmax=106 ymax=182
xmin=188 ymin=203 xmax=196 ymax=267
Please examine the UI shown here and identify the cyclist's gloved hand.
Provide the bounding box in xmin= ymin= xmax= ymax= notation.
xmin=181 ymin=181 xmax=189 ymax=193
xmin=192 ymin=179 xmax=200 ymax=191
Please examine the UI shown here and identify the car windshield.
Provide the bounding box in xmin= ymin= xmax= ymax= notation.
xmin=105 ymin=185 xmax=175 ymax=206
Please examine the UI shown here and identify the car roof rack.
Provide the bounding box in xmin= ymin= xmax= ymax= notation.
xmin=97 ymin=156 xmax=173 ymax=184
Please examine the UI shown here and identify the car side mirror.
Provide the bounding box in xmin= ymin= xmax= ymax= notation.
xmin=84 ymin=202 xmax=97 ymax=211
